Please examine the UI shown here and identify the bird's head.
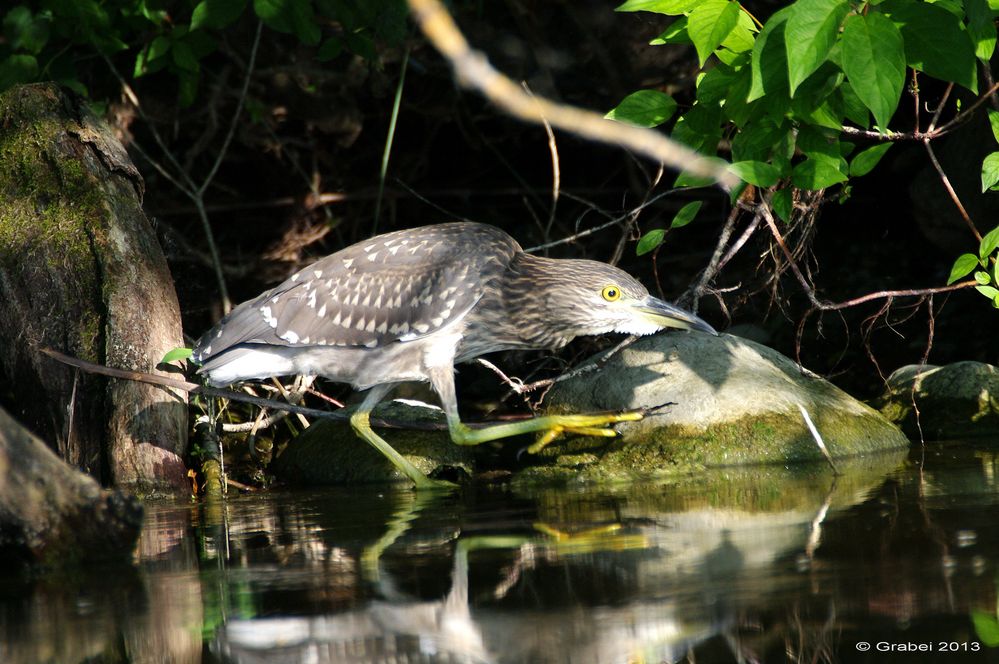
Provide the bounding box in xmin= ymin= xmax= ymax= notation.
xmin=540 ymin=260 xmax=717 ymax=340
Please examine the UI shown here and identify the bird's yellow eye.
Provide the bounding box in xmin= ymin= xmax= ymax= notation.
xmin=601 ymin=285 xmax=621 ymax=301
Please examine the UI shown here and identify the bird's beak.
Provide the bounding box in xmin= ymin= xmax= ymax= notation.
xmin=637 ymin=296 xmax=718 ymax=335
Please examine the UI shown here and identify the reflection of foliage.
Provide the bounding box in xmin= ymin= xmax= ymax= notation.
xmin=1 ymin=0 xmax=407 ymax=105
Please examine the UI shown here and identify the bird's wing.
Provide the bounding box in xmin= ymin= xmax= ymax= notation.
xmin=193 ymin=223 xmax=518 ymax=363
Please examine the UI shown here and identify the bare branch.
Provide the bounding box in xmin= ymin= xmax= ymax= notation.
xmin=405 ymin=0 xmax=739 ymax=190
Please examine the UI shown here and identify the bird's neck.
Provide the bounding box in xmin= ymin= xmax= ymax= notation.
xmin=457 ymin=253 xmax=581 ymax=361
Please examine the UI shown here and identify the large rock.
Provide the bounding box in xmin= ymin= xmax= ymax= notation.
xmin=527 ymin=332 xmax=909 ymax=482
xmin=873 ymin=362 xmax=999 ymax=439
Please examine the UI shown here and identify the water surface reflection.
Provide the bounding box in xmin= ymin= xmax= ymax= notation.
xmin=6 ymin=443 xmax=999 ymax=662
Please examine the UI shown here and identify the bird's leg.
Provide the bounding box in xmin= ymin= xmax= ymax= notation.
xmin=428 ymin=367 xmax=643 ymax=451
xmin=349 ymin=385 xmax=453 ymax=489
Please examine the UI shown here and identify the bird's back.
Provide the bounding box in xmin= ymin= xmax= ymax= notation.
xmin=193 ymin=223 xmax=521 ymax=384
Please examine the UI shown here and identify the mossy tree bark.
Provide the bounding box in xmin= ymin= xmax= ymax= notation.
xmin=0 ymin=83 xmax=188 ymax=493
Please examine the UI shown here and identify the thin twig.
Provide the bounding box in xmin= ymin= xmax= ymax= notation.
xmin=926 ymin=82 xmax=952 ymax=133
xmin=198 ymin=20 xmax=263 ymax=198
xmin=923 ymin=138 xmax=981 ymax=242
xmin=682 ymin=197 xmax=747 ymax=311
xmin=524 ymin=186 xmax=703 ymax=253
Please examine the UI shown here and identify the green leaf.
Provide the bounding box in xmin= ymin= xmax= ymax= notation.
xmin=979 ymin=224 xmax=999 ymax=258
xmin=670 ymin=201 xmax=703 ymax=228
xmin=637 ymin=229 xmax=666 ymax=255
xmin=731 ymin=119 xmax=786 ymax=162
xmin=650 ymin=16 xmax=689 ymax=45
xmin=615 ymin=0 xmax=695 ymax=14
xmin=255 ymin=0 xmax=319 ymax=42
xmin=888 ymin=2 xmax=977 ymax=93
xmin=967 ymin=0 xmax=997 ymax=62
xmin=317 ymin=36 xmax=343 ymax=61
xmin=688 ymin=0 xmax=740 ymax=66
xmin=171 ymin=40 xmax=199 ymax=72
xmin=947 ymin=253 xmax=980 ymax=284
xmin=791 ymin=158 xmax=848 ymax=190
xmin=721 ymin=8 xmax=757 ymax=55
xmin=178 ymin=70 xmax=199 ymax=106
xmin=840 ymin=13 xmax=905 ymax=130
xmin=696 ymin=63 xmax=738 ymax=104
xmin=988 ymin=109 xmax=999 ymax=144
xmin=839 ymin=81 xmax=869 ymax=127
xmin=976 ymin=284 xmax=999 ymax=299
xmin=729 ymin=160 xmax=780 ymax=187
xmin=981 ymin=152 xmax=999 ymax=192
xmin=975 ymin=270 xmax=992 ymax=285
xmin=0 ymin=53 xmax=38 ymax=90
xmin=797 ymin=125 xmax=841 ymax=164
xmin=605 ymin=90 xmax=678 ymax=128
xmin=973 ymin=610 xmax=999 ymax=647
xmin=134 ymin=37 xmax=171 ymax=78
xmin=849 ymin=143 xmax=892 ymax=177
xmin=161 ymin=347 xmax=194 ymax=364
xmin=749 ymin=7 xmax=791 ymax=102
xmin=785 ymin=0 xmax=850 ymax=96
xmin=191 ymin=0 xmax=247 ymax=30
xmin=771 ymin=188 xmax=793 ymax=221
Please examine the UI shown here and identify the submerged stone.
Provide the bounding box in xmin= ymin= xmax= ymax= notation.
xmin=873 ymin=362 xmax=999 ymax=439
xmin=526 ymin=332 xmax=909 ymax=482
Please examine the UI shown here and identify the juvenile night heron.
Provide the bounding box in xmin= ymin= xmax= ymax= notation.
xmin=193 ymin=222 xmax=715 ymax=487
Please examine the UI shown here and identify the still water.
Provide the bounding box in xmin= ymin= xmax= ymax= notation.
xmin=5 ymin=442 xmax=999 ymax=663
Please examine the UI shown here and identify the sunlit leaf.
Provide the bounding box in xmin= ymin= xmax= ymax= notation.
xmin=749 ymin=7 xmax=792 ymax=102
xmin=888 ymin=2 xmax=977 ymax=93
xmin=729 ymin=160 xmax=779 ymax=187
xmin=966 ymin=0 xmax=997 ymax=62
xmin=975 ymin=284 xmax=999 ymax=299
xmin=791 ymin=158 xmax=848 ymax=190
xmin=840 ymin=13 xmax=904 ymax=130
xmin=688 ymin=0 xmax=740 ymax=66
xmin=945 ymin=253 xmax=979 ymax=284
xmin=650 ymin=16 xmax=689 ymax=45
xmin=785 ymin=0 xmax=849 ymax=96
xmin=981 ymin=152 xmax=999 ymax=192
xmin=615 ymin=0 xmax=696 ymax=14
xmin=605 ymin=90 xmax=677 ymax=127
xmin=849 ymin=143 xmax=892 ymax=177
xmin=161 ymin=347 xmax=194 ymax=364
xmin=670 ymin=201 xmax=703 ymax=228
xmin=637 ymin=229 xmax=666 ymax=255
xmin=979 ymin=224 xmax=999 ymax=259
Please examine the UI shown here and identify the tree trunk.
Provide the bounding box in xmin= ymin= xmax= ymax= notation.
xmin=0 ymin=83 xmax=188 ymax=493
xmin=0 ymin=406 xmax=142 ymax=565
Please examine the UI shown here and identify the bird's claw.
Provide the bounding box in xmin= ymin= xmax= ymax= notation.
xmin=527 ymin=410 xmax=645 ymax=454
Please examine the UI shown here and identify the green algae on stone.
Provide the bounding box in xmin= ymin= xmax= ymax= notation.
xmin=272 ymin=401 xmax=475 ymax=485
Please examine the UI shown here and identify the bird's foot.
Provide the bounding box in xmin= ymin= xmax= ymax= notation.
xmin=527 ymin=410 xmax=644 ymax=454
